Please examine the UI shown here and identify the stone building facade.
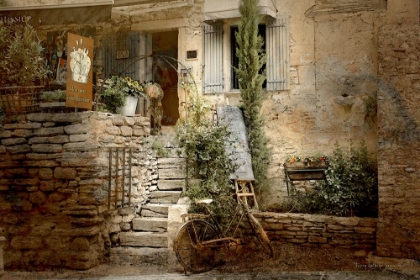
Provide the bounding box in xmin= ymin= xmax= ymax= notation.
xmin=0 ymin=0 xmax=419 ymax=273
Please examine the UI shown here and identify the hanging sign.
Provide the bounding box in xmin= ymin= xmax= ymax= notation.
xmin=66 ymin=33 xmax=93 ymax=110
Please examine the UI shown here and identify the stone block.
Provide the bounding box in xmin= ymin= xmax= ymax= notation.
xmin=120 ymin=126 xmax=133 ymax=136
xmin=158 ymin=168 xmax=186 ymax=180
xmin=11 ymin=236 xmax=43 ymax=250
xmin=133 ymin=217 xmax=168 ymax=232
xmin=288 ymin=238 xmax=306 ymax=243
xmin=119 ymin=232 xmax=167 ymax=247
xmin=354 ymin=227 xmax=376 ymax=234
xmin=11 ymin=130 xmax=33 ymax=138
xmin=141 ymin=204 xmax=170 ymax=218
xmin=71 ymin=237 xmax=90 ymax=251
xmin=308 ymin=236 xmax=327 ymax=243
xmin=7 ymin=144 xmax=31 ymax=154
xmin=262 ymin=222 xmax=283 ymax=231
xmin=29 ymin=191 xmax=47 ymax=205
xmin=110 ymin=247 xmax=168 ymax=266
xmin=64 ymin=124 xmax=89 ymax=135
xmin=39 ymin=168 xmax=54 ymax=180
xmin=34 ymin=126 xmax=64 ymax=137
xmin=120 ymin=222 xmax=131 ymax=231
xmin=69 ymin=134 xmax=89 ymax=142
xmin=2 ymin=138 xmax=27 ymax=146
xmin=335 ymin=217 xmax=359 ymax=226
xmin=0 ymin=236 xmax=5 ymax=276
xmin=54 ymin=167 xmax=77 ymax=179
xmin=149 ymin=191 xmax=181 ymax=204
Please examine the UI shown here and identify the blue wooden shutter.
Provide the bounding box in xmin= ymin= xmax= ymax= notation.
xmin=203 ymin=22 xmax=224 ymax=94
xmin=266 ymin=16 xmax=290 ymax=91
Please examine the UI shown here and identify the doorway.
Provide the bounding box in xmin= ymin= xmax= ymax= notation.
xmin=152 ymin=31 xmax=179 ymax=126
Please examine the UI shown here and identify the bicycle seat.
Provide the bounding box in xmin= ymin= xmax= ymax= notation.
xmin=195 ymin=199 xmax=213 ymax=204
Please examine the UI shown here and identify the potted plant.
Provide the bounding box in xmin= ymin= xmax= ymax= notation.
xmin=100 ymin=76 xmax=146 ymax=116
xmin=0 ymin=19 xmax=49 ymax=113
xmin=283 ymin=155 xmax=329 ymax=181
xmin=39 ymin=89 xmax=66 ymax=107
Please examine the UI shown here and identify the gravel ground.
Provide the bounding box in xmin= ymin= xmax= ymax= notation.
xmin=1 ymin=243 xmax=417 ymax=280
xmin=1 ymin=265 xmax=414 ymax=280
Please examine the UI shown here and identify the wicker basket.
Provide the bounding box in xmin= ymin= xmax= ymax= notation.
xmin=0 ymin=86 xmax=44 ymax=114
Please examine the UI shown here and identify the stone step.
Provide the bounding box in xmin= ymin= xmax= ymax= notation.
xmin=149 ymin=191 xmax=181 ymax=204
xmin=119 ymin=232 xmax=167 ymax=247
xmin=110 ymin=247 xmax=169 ymax=266
xmin=158 ymin=168 xmax=186 ymax=180
xmin=158 ymin=157 xmax=186 ymax=168
xmin=141 ymin=204 xmax=171 ymax=218
xmin=133 ymin=217 xmax=168 ymax=232
xmin=158 ymin=179 xmax=185 ymax=191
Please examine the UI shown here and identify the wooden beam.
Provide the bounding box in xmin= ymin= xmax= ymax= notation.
xmin=113 ymin=0 xmax=181 ymax=7
xmin=305 ymin=0 xmax=386 ymax=18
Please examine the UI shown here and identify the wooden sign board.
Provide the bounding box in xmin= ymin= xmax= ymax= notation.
xmin=216 ymin=105 xmax=255 ymax=181
xmin=66 ymin=33 xmax=93 ymax=110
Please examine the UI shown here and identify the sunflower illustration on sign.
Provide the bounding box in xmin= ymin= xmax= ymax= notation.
xmin=69 ymin=38 xmax=91 ymax=84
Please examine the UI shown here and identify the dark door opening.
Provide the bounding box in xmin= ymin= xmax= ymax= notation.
xmin=152 ymin=31 xmax=179 ymax=126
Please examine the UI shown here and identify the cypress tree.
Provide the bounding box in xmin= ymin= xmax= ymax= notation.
xmin=235 ymin=0 xmax=270 ymax=185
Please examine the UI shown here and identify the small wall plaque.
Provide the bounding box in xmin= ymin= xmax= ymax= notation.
xmin=186 ymin=50 xmax=198 ymax=60
xmin=116 ymin=50 xmax=130 ymax=60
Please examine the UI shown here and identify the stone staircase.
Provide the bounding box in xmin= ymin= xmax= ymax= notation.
xmin=110 ymin=128 xmax=186 ymax=265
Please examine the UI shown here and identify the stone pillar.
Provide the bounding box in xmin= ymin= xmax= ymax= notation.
xmin=167 ymin=200 xmax=189 ymax=273
xmin=374 ymin=23 xmax=420 ymax=276
xmin=0 ymin=236 xmax=5 ymax=276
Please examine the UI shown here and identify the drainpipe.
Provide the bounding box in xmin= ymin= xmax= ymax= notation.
xmin=0 ymin=236 xmax=5 ymax=276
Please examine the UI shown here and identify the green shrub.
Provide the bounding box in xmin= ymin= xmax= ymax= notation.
xmin=0 ymin=20 xmax=49 ymax=87
xmin=286 ymin=142 xmax=378 ymax=217
xmin=176 ymin=79 xmax=237 ymax=226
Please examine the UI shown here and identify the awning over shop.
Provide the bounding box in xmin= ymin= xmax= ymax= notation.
xmin=203 ymin=0 xmax=277 ymax=22
xmin=0 ymin=0 xmax=113 ymax=25
xmin=0 ymin=0 xmax=114 ymax=11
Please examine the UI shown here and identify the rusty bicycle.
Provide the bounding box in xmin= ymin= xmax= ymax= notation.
xmin=174 ymin=197 xmax=274 ymax=273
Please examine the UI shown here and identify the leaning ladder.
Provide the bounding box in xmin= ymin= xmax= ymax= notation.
xmin=234 ymin=179 xmax=259 ymax=210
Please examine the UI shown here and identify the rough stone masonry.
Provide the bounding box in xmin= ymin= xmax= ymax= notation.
xmin=0 ymin=112 xmax=154 ymax=270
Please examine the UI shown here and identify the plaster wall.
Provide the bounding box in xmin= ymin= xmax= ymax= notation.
xmin=30 ymin=0 xmax=415 ymax=205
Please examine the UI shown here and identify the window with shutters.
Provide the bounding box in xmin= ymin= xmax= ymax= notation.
xmin=230 ymin=24 xmax=266 ymax=90
xmin=203 ymin=16 xmax=289 ymax=94
xmin=203 ymin=23 xmax=224 ymax=94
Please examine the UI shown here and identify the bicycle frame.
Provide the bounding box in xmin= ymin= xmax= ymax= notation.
xmin=175 ymin=198 xmax=274 ymax=274
xmin=190 ymin=200 xmax=251 ymax=249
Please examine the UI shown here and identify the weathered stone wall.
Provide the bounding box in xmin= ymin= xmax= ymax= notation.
xmin=167 ymin=204 xmax=377 ymax=272
xmin=376 ymin=24 xmax=420 ymax=260
xmin=255 ymin=212 xmax=377 ymax=250
xmin=0 ymin=112 xmax=153 ymax=270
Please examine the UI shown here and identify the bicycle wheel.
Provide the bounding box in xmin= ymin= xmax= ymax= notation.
xmin=246 ymin=212 xmax=274 ymax=257
xmin=174 ymin=219 xmax=220 ymax=273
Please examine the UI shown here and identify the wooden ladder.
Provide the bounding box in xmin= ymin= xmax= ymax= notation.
xmin=234 ymin=179 xmax=259 ymax=210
